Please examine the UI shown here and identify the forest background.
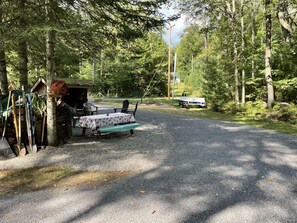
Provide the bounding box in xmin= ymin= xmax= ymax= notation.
xmin=0 ymin=0 xmax=296 ymax=144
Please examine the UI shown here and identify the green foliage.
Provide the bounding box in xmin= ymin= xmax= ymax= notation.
xmin=272 ymin=102 xmax=297 ymax=123
xmin=77 ymin=63 xmax=93 ymax=80
xmin=174 ymin=0 xmax=297 ymax=123
xmin=176 ymin=24 xmax=205 ymax=82
xmin=221 ymin=101 xmax=245 ymax=115
xmin=1 ymin=0 xmax=170 ymax=91
xmin=245 ymin=78 xmax=267 ymax=101
xmin=93 ymin=31 xmax=168 ymax=97
xmin=55 ymin=43 xmax=80 ymax=78
xmin=31 ymin=93 xmax=46 ymax=117
xmin=243 ymin=100 xmax=267 ymax=117
xmin=221 ymin=101 xmax=239 ymax=114
xmin=274 ymin=78 xmax=297 ymax=103
xmin=202 ymin=57 xmax=230 ymax=104
xmin=131 ymin=32 xmax=168 ymax=97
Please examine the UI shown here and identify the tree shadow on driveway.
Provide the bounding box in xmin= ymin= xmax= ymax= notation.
xmin=1 ymin=110 xmax=297 ymax=223
xmin=60 ymin=111 xmax=297 ymax=223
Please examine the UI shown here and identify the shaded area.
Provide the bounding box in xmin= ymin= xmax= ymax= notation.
xmin=0 ymin=109 xmax=296 ymax=223
xmin=63 ymin=111 xmax=297 ymax=222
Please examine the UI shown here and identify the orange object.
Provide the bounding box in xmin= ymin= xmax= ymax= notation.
xmin=51 ymin=80 xmax=68 ymax=95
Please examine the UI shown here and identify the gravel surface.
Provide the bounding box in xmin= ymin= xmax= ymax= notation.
xmin=0 ymin=108 xmax=297 ymax=223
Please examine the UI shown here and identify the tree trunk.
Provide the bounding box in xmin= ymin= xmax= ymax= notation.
xmin=231 ymin=0 xmax=239 ymax=105
xmin=100 ymin=51 xmax=103 ymax=76
xmin=18 ymin=0 xmax=29 ymax=92
xmin=18 ymin=42 xmax=28 ymax=91
xmin=46 ymin=0 xmax=58 ymax=146
xmin=0 ymin=3 xmax=9 ymax=95
xmin=203 ymin=11 xmax=208 ymax=61
xmin=0 ymin=43 xmax=9 ymax=95
xmin=241 ymin=0 xmax=245 ymax=104
xmin=92 ymin=57 xmax=97 ymax=83
xmin=276 ymin=1 xmax=292 ymax=42
xmin=251 ymin=1 xmax=255 ymax=79
xmin=265 ymin=0 xmax=274 ymax=109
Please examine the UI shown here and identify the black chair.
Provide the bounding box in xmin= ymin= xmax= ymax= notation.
xmin=114 ymin=100 xmax=129 ymax=113
xmin=127 ymin=102 xmax=138 ymax=118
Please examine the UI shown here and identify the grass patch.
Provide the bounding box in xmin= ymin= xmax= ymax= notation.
xmin=0 ymin=166 xmax=132 ymax=196
xmin=143 ymin=104 xmax=297 ymax=136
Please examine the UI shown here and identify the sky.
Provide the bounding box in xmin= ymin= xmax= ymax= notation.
xmin=161 ymin=6 xmax=187 ymax=46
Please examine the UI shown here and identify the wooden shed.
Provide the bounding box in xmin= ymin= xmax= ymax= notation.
xmin=31 ymin=78 xmax=94 ymax=142
xmin=59 ymin=78 xmax=94 ymax=109
xmin=31 ymin=78 xmax=94 ymax=109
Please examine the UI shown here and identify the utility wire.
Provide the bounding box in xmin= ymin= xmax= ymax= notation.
xmin=142 ymin=50 xmax=167 ymax=98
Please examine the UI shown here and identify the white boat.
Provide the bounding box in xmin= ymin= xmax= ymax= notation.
xmin=178 ymin=97 xmax=207 ymax=108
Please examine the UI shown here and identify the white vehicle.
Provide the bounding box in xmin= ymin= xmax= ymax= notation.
xmin=178 ymin=97 xmax=207 ymax=108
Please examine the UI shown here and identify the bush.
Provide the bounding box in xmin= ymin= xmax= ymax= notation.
xmin=243 ymin=100 xmax=267 ymax=117
xmin=208 ymin=100 xmax=226 ymax=112
xmin=272 ymin=102 xmax=297 ymax=123
xmin=222 ymin=101 xmax=245 ymax=115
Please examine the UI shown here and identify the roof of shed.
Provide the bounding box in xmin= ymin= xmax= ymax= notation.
xmin=57 ymin=78 xmax=94 ymax=88
xmin=31 ymin=78 xmax=94 ymax=92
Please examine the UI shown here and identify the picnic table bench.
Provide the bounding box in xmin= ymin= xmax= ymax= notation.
xmin=97 ymin=122 xmax=141 ymax=136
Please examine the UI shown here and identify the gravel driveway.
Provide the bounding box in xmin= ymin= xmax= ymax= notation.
xmin=0 ymin=109 xmax=297 ymax=223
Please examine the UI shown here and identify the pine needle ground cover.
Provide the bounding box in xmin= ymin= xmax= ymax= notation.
xmin=0 ymin=166 xmax=132 ymax=196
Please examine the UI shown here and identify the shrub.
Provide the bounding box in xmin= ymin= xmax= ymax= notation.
xmin=243 ymin=100 xmax=267 ymax=117
xmin=222 ymin=101 xmax=245 ymax=115
xmin=272 ymin=103 xmax=297 ymax=123
xmin=208 ymin=99 xmax=226 ymax=112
